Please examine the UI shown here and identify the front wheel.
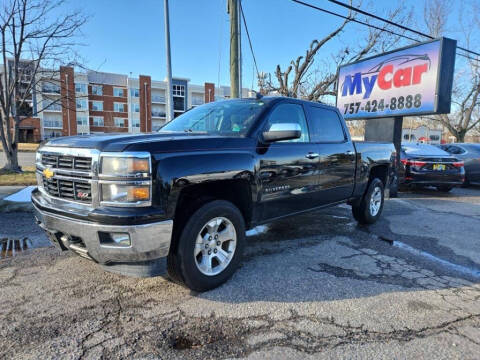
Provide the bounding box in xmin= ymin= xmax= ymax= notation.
xmin=352 ymin=178 xmax=385 ymax=225
xmin=167 ymin=200 xmax=245 ymax=292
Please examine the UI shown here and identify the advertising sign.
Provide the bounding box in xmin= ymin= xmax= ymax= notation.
xmin=336 ymin=38 xmax=456 ymax=120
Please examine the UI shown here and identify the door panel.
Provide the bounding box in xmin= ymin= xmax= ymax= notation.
xmin=256 ymin=102 xmax=322 ymax=221
xmin=258 ymin=143 xmax=321 ymax=220
xmin=317 ymin=142 xmax=356 ymax=203
xmin=306 ymin=105 xmax=356 ymax=203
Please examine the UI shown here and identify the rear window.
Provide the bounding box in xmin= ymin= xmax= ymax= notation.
xmin=402 ymin=143 xmax=450 ymax=156
xmin=307 ymin=106 xmax=345 ymax=142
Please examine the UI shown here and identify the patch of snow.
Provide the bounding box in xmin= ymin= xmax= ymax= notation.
xmin=4 ymin=186 xmax=35 ymax=202
xmin=246 ymin=225 xmax=269 ymax=237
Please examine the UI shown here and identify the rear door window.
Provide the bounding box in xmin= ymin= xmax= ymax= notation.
xmin=307 ymin=106 xmax=346 ymax=143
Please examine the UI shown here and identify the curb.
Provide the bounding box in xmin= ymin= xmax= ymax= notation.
xmin=0 ymin=199 xmax=33 ymax=213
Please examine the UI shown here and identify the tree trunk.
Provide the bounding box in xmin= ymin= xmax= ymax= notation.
xmin=455 ymin=132 xmax=466 ymax=143
xmin=2 ymin=146 xmax=21 ymax=172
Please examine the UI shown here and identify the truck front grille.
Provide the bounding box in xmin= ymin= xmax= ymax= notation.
xmin=42 ymin=154 xmax=92 ymax=172
xmin=42 ymin=176 xmax=92 ymax=203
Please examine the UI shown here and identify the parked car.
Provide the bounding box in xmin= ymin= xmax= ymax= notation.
xmin=398 ymin=143 xmax=464 ymax=192
xmin=438 ymin=143 xmax=480 ymax=186
xmin=32 ymin=97 xmax=395 ymax=291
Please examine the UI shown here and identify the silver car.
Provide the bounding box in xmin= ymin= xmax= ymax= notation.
xmin=439 ymin=143 xmax=480 ymax=186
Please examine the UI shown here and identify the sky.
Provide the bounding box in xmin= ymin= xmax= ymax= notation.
xmin=52 ymin=0 xmax=471 ymax=89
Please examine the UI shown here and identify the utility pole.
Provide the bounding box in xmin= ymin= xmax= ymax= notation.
xmin=228 ymin=0 xmax=241 ymax=98
xmin=164 ymin=0 xmax=174 ymax=122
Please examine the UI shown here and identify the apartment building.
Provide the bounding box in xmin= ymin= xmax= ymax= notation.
xmin=3 ymin=63 xmax=251 ymax=142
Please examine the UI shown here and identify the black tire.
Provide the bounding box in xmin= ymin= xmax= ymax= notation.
xmin=389 ymin=175 xmax=398 ymax=198
xmin=352 ymin=178 xmax=385 ymax=225
xmin=461 ymin=177 xmax=470 ymax=188
xmin=437 ymin=185 xmax=454 ymax=192
xmin=167 ymin=200 xmax=245 ymax=292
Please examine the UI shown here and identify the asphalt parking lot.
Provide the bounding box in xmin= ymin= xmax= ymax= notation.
xmin=1 ymin=187 xmax=479 ymax=359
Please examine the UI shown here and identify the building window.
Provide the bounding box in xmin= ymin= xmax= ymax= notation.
xmin=43 ymin=116 xmax=62 ymax=128
xmin=75 ymin=83 xmax=87 ymax=93
xmin=77 ymin=116 xmax=88 ymax=126
xmin=91 ymin=85 xmax=103 ymax=95
xmin=76 ymin=98 xmax=87 ymax=110
xmin=173 ymin=84 xmax=185 ymax=96
xmin=173 ymin=96 xmax=185 ymax=111
xmin=132 ymin=103 xmax=140 ymax=113
xmin=91 ymin=101 xmax=103 ymax=111
xmin=132 ymin=119 xmax=140 ymax=128
xmin=92 ymin=116 xmax=104 ymax=127
xmin=130 ymin=88 xmax=139 ymax=97
xmin=114 ymin=117 xmax=127 ymax=128
xmin=114 ymin=102 xmax=126 ymax=112
xmin=42 ymin=82 xmax=61 ymax=94
xmin=113 ymin=87 xmax=124 ymax=97
xmin=42 ymin=100 xmax=61 ymax=111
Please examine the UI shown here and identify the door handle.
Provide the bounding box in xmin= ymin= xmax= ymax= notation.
xmin=305 ymin=152 xmax=319 ymax=159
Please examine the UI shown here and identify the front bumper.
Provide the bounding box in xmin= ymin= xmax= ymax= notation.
xmin=32 ymin=195 xmax=173 ymax=265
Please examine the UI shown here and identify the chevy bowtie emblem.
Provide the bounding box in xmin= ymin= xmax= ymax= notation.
xmin=43 ymin=168 xmax=54 ymax=179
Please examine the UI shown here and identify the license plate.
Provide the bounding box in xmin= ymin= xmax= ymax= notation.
xmin=433 ymin=164 xmax=446 ymax=171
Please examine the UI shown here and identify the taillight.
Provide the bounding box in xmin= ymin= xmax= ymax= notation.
xmin=452 ymin=161 xmax=464 ymax=168
xmin=401 ymin=159 xmax=426 ymax=167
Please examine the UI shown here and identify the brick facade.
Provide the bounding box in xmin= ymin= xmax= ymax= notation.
xmin=88 ymin=83 xmax=129 ymax=133
xmin=205 ymin=83 xmax=215 ymax=103
xmin=139 ymin=75 xmax=152 ymax=133
xmin=60 ymin=66 xmax=77 ymax=136
xmin=10 ymin=117 xmax=41 ymax=143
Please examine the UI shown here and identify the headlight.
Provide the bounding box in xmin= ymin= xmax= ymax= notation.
xmin=101 ymin=184 xmax=150 ymax=204
xmin=35 ymin=151 xmax=42 ymax=164
xmin=101 ymin=155 xmax=150 ymax=178
xmin=99 ymin=152 xmax=152 ymax=206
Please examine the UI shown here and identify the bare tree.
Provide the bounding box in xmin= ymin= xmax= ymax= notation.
xmin=0 ymin=0 xmax=86 ymax=172
xmin=264 ymin=2 xmax=412 ymax=103
xmin=421 ymin=0 xmax=480 ymax=143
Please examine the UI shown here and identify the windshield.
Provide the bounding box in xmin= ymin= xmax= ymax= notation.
xmin=160 ymin=100 xmax=265 ymax=136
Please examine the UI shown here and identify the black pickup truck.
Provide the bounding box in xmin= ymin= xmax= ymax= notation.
xmin=32 ymin=97 xmax=395 ymax=291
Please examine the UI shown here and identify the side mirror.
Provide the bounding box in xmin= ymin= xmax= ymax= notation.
xmin=262 ymin=123 xmax=302 ymax=143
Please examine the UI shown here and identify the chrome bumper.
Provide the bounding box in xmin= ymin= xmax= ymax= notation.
xmin=33 ymin=203 xmax=173 ymax=264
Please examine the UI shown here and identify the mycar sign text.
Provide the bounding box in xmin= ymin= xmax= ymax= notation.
xmin=336 ymin=37 xmax=456 ymax=120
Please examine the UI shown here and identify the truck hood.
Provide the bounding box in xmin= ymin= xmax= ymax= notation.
xmin=42 ymin=132 xmax=254 ymax=153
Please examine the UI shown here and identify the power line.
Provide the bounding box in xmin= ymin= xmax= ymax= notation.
xmin=292 ymin=0 xmax=422 ymax=43
xmin=239 ymin=1 xmax=260 ymax=81
xmin=291 ymin=0 xmax=479 ymax=62
xmin=327 ymin=0 xmax=480 ymax=58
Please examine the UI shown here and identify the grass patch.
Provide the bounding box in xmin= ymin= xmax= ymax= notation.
xmin=0 ymin=143 xmax=39 ymax=152
xmin=0 ymin=166 xmax=36 ymax=186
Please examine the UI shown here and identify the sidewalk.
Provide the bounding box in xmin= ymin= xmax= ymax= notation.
xmin=0 ymin=186 xmax=34 ymax=212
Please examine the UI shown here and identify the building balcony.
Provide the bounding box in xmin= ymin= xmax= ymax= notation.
xmin=191 ymin=99 xmax=204 ymax=106
xmin=42 ymin=102 xmax=62 ymax=112
xmin=42 ymin=87 xmax=61 ymax=94
xmin=152 ymin=111 xmax=166 ymax=118
xmin=151 ymin=95 xmax=166 ymax=103
xmin=43 ymin=120 xmax=63 ymax=128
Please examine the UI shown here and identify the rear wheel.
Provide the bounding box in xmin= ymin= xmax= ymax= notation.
xmin=352 ymin=178 xmax=385 ymax=225
xmin=167 ymin=200 xmax=245 ymax=292
xmin=437 ymin=185 xmax=454 ymax=192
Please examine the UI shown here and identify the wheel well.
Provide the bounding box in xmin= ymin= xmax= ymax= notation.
xmin=172 ymin=180 xmax=252 ymax=242
xmin=369 ymin=165 xmax=388 ymax=186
